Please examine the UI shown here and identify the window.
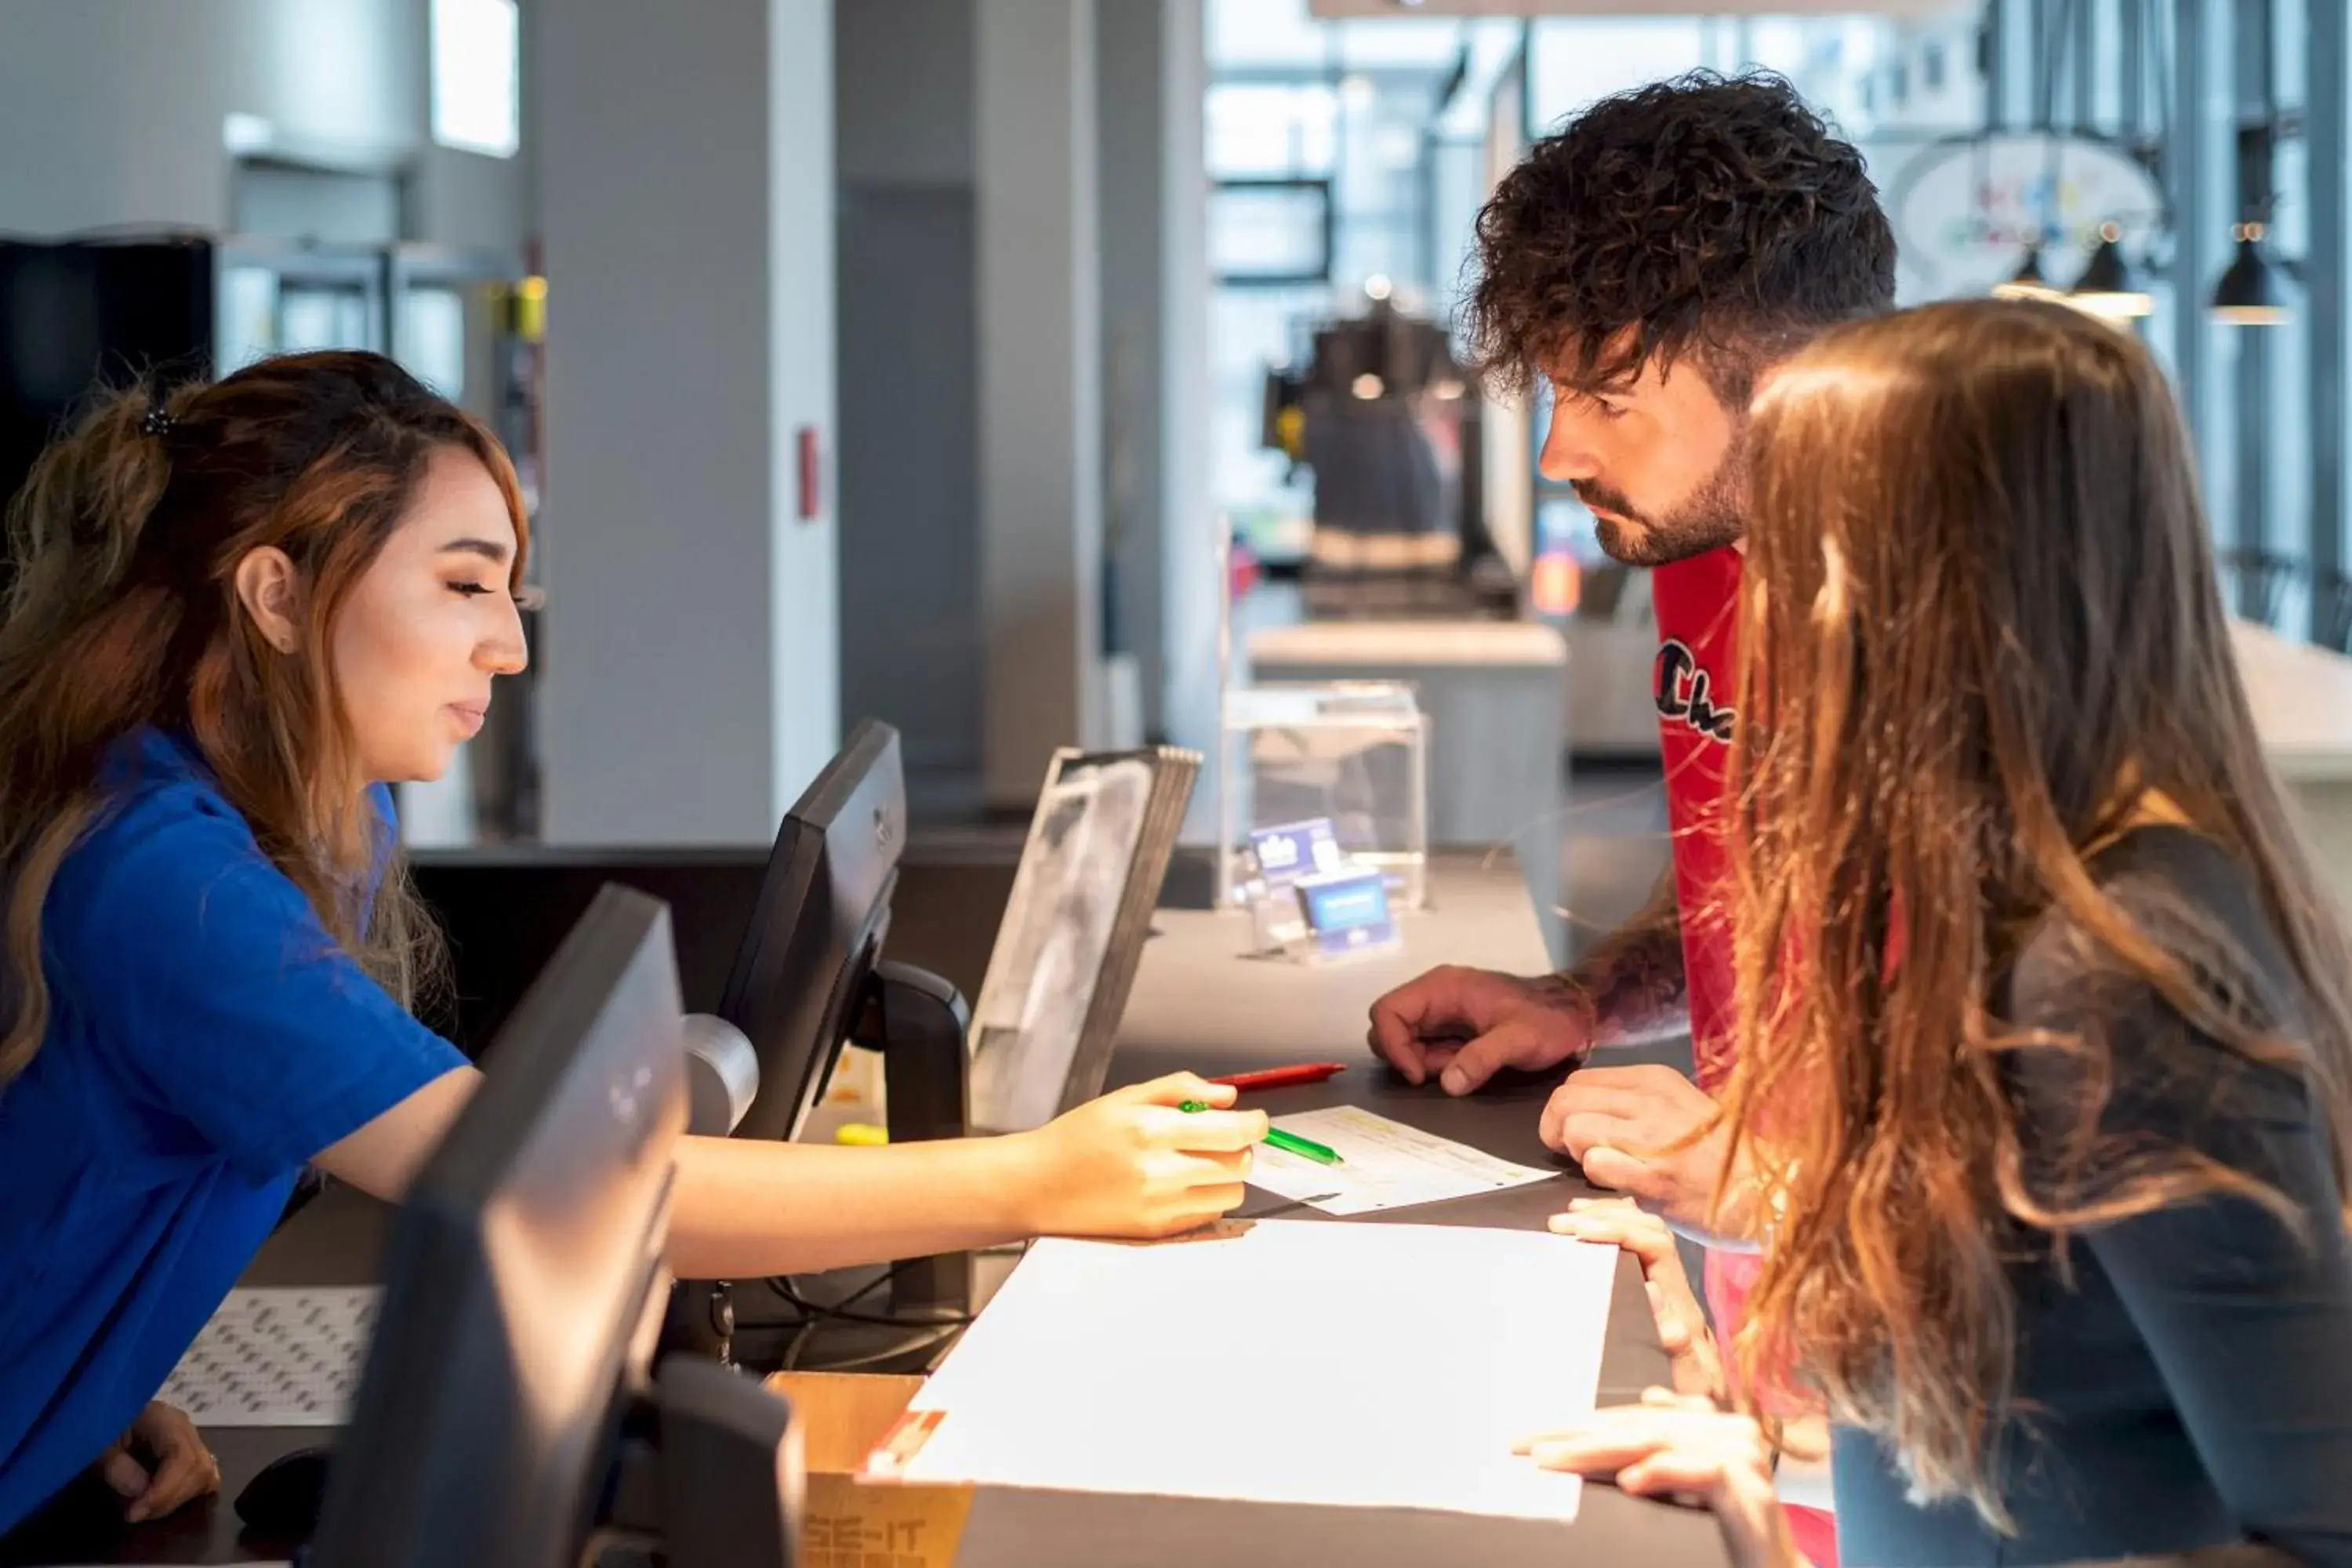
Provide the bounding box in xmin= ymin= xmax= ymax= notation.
xmin=431 ymin=0 xmax=521 ymax=159
xmin=1530 ymin=20 xmax=1709 ymax=127
xmin=1210 ymin=180 xmax=1334 ymax=287
xmin=1207 ymin=84 xmax=1339 ymax=179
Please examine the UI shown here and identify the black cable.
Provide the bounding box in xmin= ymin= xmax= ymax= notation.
xmin=2151 ymin=0 xmax=2173 ymax=154
xmin=2261 ymin=0 xmax=2278 ymax=218
xmin=735 ymin=1263 xmax=971 ymax=1334
xmin=800 ymin=1323 xmax=964 ymax=1374
xmin=2249 ymin=0 xmax=2267 ymax=138
xmin=2038 ymin=0 xmax=2072 ymax=132
xmin=771 ymin=1268 xmax=895 ymax=1316
xmin=766 ymin=1275 xmax=969 ymax=1330
xmin=735 ymin=1261 xmax=974 ymax=1375
xmin=739 ymin=1264 xmax=895 ymax=1330
xmin=781 ymin=1315 xmax=824 ymax=1374
xmin=2241 ymin=0 xmax=2279 ymax=230
xmin=2040 ymin=0 xmax=2077 ymax=240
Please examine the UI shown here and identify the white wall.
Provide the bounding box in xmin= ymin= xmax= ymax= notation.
xmin=0 ymin=0 xmax=521 ymax=250
xmin=535 ymin=0 xmax=838 ymax=844
xmin=0 ymin=0 xmax=418 ymax=234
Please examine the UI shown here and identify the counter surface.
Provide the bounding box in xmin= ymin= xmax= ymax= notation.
xmin=8 ymin=858 xmax=1726 ymax=1568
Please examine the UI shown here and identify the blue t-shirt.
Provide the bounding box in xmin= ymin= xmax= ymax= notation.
xmin=0 ymin=730 xmax=465 ymax=1534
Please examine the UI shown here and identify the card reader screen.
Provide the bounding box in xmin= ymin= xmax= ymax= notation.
xmin=1302 ymin=876 xmax=1387 ymax=931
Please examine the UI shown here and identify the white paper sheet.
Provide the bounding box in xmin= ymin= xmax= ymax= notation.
xmin=891 ymin=1221 xmax=1615 ymax=1523
xmin=1245 ymin=1105 xmax=1559 ymax=1215
xmin=156 ymin=1287 xmax=377 ymax=1426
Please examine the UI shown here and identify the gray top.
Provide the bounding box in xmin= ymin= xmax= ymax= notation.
xmin=1831 ymin=827 xmax=2352 ymax=1566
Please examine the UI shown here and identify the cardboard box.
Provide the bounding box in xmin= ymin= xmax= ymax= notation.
xmin=767 ymin=1371 xmax=975 ymax=1568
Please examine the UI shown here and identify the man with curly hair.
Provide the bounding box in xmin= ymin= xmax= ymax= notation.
xmin=1366 ymin=71 xmax=1896 ymax=1565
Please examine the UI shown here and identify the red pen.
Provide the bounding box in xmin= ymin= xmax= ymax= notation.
xmin=1208 ymin=1062 xmax=1348 ymax=1092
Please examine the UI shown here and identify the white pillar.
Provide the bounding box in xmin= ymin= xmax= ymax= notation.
xmin=977 ymin=0 xmax=1105 ymax=807
xmin=1155 ymin=0 xmax=1219 ymax=832
xmin=767 ymin=0 xmax=841 ymax=819
xmin=535 ymin=0 xmax=839 ymax=844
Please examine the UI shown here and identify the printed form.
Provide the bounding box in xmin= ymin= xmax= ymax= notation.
xmin=1245 ymin=1105 xmax=1559 ymax=1215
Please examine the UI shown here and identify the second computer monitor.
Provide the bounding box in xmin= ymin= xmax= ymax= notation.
xmin=718 ymin=717 xmax=905 ymax=1145
xmin=310 ymin=884 xmax=689 ymax=1568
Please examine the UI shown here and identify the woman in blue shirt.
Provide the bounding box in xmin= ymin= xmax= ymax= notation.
xmin=1523 ymin=300 xmax=2352 ymax=1566
xmin=0 ymin=351 xmax=1266 ymax=1535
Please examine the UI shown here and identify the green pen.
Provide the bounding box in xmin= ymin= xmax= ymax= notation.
xmin=1180 ymin=1099 xmax=1345 ymax=1166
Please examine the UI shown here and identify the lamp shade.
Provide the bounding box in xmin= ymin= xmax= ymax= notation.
xmin=1993 ymin=244 xmax=2063 ymax=302
xmin=2212 ymin=230 xmax=2290 ymax=325
xmin=2071 ymin=230 xmax=2154 ymax=318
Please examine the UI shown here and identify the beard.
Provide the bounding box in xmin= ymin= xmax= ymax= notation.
xmin=1577 ymin=441 xmax=1748 ymax=568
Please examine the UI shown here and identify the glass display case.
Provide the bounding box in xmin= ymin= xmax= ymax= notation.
xmin=1218 ymin=680 xmax=1428 ymax=913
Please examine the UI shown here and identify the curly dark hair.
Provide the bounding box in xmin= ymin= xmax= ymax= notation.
xmin=1464 ymin=71 xmax=1896 ymax=403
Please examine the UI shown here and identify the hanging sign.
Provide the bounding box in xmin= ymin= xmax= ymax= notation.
xmin=1886 ymin=132 xmax=2168 ymax=299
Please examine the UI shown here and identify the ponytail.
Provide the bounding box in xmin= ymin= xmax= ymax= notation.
xmin=3 ymin=382 xmax=192 ymax=623
xmin=0 ymin=383 xmax=205 ymax=1091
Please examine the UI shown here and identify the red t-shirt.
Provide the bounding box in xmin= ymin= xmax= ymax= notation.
xmin=1651 ymin=547 xmax=1838 ymax=1566
xmin=1650 ymin=546 xmax=1744 ymax=1094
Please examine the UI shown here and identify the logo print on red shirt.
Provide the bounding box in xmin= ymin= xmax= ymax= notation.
xmin=1654 ymin=637 xmax=1735 ymax=743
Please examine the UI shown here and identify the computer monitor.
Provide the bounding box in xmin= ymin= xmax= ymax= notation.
xmin=719 ymin=719 xmax=907 ymax=1146
xmin=720 ymin=719 xmax=969 ymax=1147
xmin=693 ymin=720 xmax=971 ymax=1339
xmin=311 ymin=884 xmax=800 ymax=1568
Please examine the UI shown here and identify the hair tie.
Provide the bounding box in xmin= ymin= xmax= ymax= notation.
xmin=140 ymin=395 xmax=176 ymax=439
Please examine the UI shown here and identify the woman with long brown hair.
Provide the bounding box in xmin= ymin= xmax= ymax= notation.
xmin=1526 ymin=299 xmax=2352 ymax=1565
xmin=0 ymin=351 xmax=1265 ymax=1537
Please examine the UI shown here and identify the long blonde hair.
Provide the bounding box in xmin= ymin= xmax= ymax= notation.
xmin=0 ymin=350 xmax=530 ymax=1096
xmin=1719 ymin=299 xmax=2352 ymax=1523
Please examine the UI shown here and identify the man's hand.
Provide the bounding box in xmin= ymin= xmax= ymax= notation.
xmin=99 ymin=1401 xmax=220 ymax=1524
xmin=1515 ymin=1389 xmax=1799 ymax=1568
xmin=1551 ymin=1198 xmax=1722 ymax=1401
xmin=1366 ymin=965 xmax=1595 ymax=1096
xmin=1541 ymin=1064 xmax=1754 ymax=1241
xmin=1369 ymin=873 xmax=1689 ymax=1098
